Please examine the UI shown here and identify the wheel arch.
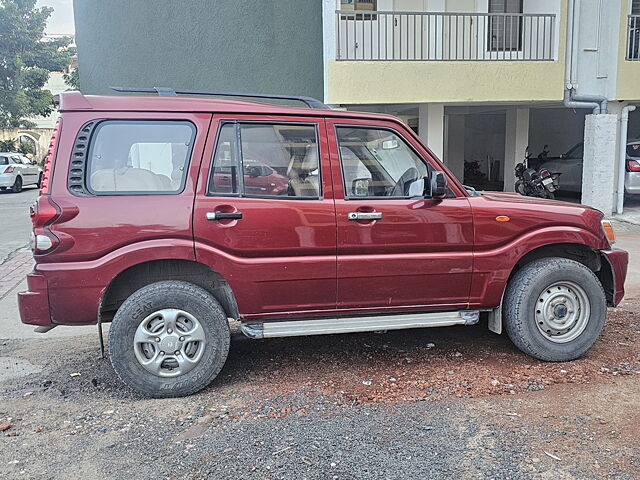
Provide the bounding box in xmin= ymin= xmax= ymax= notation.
xmin=488 ymin=242 xmax=613 ymax=334
xmin=99 ymin=259 xmax=240 ymax=323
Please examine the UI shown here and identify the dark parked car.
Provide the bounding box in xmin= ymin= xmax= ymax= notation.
xmin=19 ymin=90 xmax=628 ymax=397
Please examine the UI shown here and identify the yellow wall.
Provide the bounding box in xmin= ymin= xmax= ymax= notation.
xmin=617 ymin=0 xmax=640 ymax=101
xmin=328 ymin=60 xmax=566 ymax=104
xmin=328 ymin=0 xmax=567 ymax=105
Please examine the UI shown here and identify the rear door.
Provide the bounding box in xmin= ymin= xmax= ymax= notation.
xmin=193 ymin=116 xmax=337 ymax=319
xmin=327 ymin=118 xmax=474 ymax=311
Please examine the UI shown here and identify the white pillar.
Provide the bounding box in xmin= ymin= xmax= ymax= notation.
xmin=445 ymin=114 xmax=465 ymax=182
xmin=419 ymin=103 xmax=444 ymax=160
xmin=581 ymin=114 xmax=617 ymax=216
xmin=504 ymin=107 xmax=529 ymax=192
xmin=322 ymin=0 xmax=337 ymax=104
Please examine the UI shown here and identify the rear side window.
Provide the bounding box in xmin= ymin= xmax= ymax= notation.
xmin=208 ymin=122 xmax=320 ymax=198
xmin=86 ymin=120 xmax=196 ymax=194
xmin=0 ymin=156 xmax=9 ymax=165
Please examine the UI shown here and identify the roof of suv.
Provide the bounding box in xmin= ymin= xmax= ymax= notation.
xmin=57 ymin=91 xmax=400 ymax=123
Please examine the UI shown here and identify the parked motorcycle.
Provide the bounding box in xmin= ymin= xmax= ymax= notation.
xmin=515 ymin=148 xmax=560 ymax=199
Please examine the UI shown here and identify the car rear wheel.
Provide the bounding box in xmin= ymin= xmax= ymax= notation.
xmin=503 ymin=257 xmax=606 ymax=361
xmin=11 ymin=176 xmax=22 ymax=193
xmin=109 ymin=280 xmax=230 ymax=398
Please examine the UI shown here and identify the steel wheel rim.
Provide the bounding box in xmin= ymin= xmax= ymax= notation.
xmin=534 ymin=281 xmax=590 ymax=343
xmin=133 ymin=308 xmax=207 ymax=377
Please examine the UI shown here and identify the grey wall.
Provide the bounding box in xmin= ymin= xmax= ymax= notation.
xmin=73 ymin=0 xmax=324 ymax=100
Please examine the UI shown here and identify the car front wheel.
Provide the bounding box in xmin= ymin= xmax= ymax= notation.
xmin=109 ymin=280 xmax=230 ymax=398
xmin=503 ymin=257 xmax=606 ymax=361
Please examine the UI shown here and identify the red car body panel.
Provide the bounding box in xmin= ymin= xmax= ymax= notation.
xmin=17 ymin=92 xmax=628 ymax=329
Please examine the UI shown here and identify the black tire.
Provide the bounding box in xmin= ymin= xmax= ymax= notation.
xmin=36 ymin=173 xmax=43 ymax=188
xmin=515 ymin=180 xmax=526 ymax=196
xmin=11 ymin=176 xmax=22 ymax=193
xmin=109 ymin=280 xmax=230 ymax=398
xmin=503 ymin=257 xmax=606 ymax=362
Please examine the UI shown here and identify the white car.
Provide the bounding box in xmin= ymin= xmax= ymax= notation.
xmin=0 ymin=152 xmax=43 ymax=193
xmin=539 ymin=141 xmax=640 ymax=195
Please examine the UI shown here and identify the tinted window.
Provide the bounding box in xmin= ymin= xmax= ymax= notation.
xmin=209 ymin=123 xmax=320 ymax=198
xmin=0 ymin=156 xmax=10 ymax=165
xmin=87 ymin=121 xmax=195 ymax=194
xmin=627 ymin=143 xmax=640 ymax=158
xmin=336 ymin=126 xmax=429 ymax=198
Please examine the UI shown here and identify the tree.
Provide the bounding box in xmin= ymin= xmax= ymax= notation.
xmin=0 ymin=0 xmax=74 ymax=128
xmin=0 ymin=139 xmax=17 ymax=151
xmin=63 ymin=67 xmax=79 ymax=90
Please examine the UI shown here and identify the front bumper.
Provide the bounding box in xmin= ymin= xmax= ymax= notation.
xmin=625 ymin=171 xmax=640 ymax=195
xmin=18 ymin=272 xmax=52 ymax=327
xmin=0 ymin=173 xmax=17 ymax=187
xmin=600 ymin=248 xmax=629 ymax=306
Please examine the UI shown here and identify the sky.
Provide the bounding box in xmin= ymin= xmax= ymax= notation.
xmin=36 ymin=0 xmax=75 ymax=36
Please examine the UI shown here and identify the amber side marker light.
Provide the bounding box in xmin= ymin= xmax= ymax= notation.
xmin=601 ymin=220 xmax=616 ymax=245
xmin=495 ymin=215 xmax=510 ymax=222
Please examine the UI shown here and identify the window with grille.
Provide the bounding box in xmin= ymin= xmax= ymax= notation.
xmin=488 ymin=0 xmax=523 ymax=51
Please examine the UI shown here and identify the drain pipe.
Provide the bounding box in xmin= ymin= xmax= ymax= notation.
xmin=563 ymin=0 xmax=608 ymax=114
xmin=617 ymin=105 xmax=636 ymax=214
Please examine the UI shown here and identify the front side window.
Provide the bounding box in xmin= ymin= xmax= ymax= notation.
xmin=87 ymin=120 xmax=195 ymax=194
xmin=336 ymin=126 xmax=430 ymax=199
xmin=209 ymin=122 xmax=320 ymax=198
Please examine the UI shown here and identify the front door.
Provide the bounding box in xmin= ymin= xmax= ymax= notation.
xmin=327 ymin=119 xmax=474 ymax=312
xmin=193 ymin=116 xmax=337 ymax=319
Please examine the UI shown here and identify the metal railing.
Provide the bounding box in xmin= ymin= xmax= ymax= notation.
xmin=627 ymin=15 xmax=640 ymax=60
xmin=336 ymin=11 xmax=556 ymax=61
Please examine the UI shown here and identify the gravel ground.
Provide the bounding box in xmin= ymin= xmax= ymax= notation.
xmin=1 ymin=305 xmax=639 ymax=479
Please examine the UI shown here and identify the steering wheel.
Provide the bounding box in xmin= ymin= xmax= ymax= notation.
xmin=390 ymin=167 xmax=420 ymax=196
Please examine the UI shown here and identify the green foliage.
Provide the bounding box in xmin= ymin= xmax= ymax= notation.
xmin=18 ymin=138 xmax=34 ymax=155
xmin=63 ymin=67 xmax=80 ymax=90
xmin=0 ymin=139 xmax=17 ymax=152
xmin=0 ymin=0 xmax=74 ymax=128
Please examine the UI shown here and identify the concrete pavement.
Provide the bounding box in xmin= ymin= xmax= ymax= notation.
xmin=0 ymin=187 xmax=38 ymax=263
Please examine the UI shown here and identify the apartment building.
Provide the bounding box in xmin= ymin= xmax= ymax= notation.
xmin=74 ymin=0 xmax=640 ymax=214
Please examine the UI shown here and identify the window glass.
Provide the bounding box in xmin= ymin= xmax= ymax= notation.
xmin=628 ymin=143 xmax=640 ymax=158
xmin=209 ymin=123 xmax=320 ymax=198
xmin=11 ymin=156 xmax=23 ymax=165
xmin=209 ymin=123 xmax=238 ymax=195
xmin=337 ymin=126 xmax=429 ymax=198
xmin=87 ymin=120 xmax=195 ymax=194
xmin=0 ymin=156 xmax=9 ymax=165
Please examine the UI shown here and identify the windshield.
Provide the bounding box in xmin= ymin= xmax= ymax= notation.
xmin=628 ymin=143 xmax=640 ymax=158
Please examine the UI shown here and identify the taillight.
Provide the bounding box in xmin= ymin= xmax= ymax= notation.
xmin=3 ymin=166 xmax=14 ymax=174
xmin=30 ymin=196 xmax=61 ymax=254
xmin=540 ymin=169 xmax=551 ymax=178
xmin=39 ymin=118 xmax=61 ymax=194
xmin=627 ymin=159 xmax=640 ymax=172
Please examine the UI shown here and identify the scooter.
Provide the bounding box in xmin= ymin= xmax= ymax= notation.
xmin=514 ymin=147 xmax=560 ymax=199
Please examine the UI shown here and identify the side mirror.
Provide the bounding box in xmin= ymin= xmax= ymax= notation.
xmin=428 ymin=171 xmax=447 ymax=199
xmin=351 ymin=177 xmax=371 ymax=197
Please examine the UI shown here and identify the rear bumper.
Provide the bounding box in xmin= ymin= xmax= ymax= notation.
xmin=0 ymin=173 xmax=17 ymax=187
xmin=625 ymin=171 xmax=640 ymax=195
xmin=600 ymin=248 xmax=628 ymax=306
xmin=18 ymin=273 xmax=52 ymax=327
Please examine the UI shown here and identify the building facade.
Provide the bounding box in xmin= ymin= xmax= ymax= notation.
xmin=73 ymin=0 xmax=640 ymax=215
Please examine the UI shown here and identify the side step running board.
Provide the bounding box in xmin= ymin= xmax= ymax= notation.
xmin=240 ymin=310 xmax=480 ymax=339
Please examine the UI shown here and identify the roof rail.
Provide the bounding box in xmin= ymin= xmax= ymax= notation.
xmin=110 ymin=86 xmax=329 ymax=109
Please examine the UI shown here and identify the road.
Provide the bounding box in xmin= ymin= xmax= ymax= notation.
xmin=0 ymin=186 xmax=38 ymax=263
xmin=0 ymin=189 xmax=639 ymax=478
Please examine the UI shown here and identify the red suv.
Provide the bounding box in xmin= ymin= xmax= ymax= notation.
xmin=19 ymin=89 xmax=628 ymax=398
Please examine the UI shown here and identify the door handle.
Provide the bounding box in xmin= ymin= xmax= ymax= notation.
xmin=348 ymin=212 xmax=382 ymax=221
xmin=206 ymin=211 xmax=243 ymax=221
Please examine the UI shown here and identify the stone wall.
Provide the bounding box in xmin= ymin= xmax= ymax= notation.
xmin=0 ymin=128 xmax=55 ymax=162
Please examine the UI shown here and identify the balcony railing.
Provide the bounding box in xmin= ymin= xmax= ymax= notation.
xmin=627 ymin=15 xmax=640 ymax=60
xmin=336 ymin=11 xmax=556 ymax=61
